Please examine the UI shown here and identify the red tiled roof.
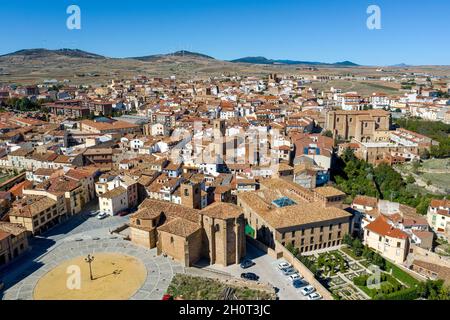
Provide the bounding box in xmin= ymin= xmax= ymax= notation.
xmin=8 ymin=180 xmax=33 ymax=197
xmin=366 ymin=216 xmax=408 ymax=240
xmin=353 ymin=195 xmax=378 ymax=208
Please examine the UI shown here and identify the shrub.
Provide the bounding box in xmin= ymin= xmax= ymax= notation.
xmin=379 ymin=287 xmax=419 ymax=300
xmin=353 ymin=275 xmax=369 ymax=287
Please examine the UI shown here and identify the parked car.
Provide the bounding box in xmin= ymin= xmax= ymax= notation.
xmin=97 ymin=212 xmax=108 ymax=220
xmin=308 ymin=292 xmax=322 ymax=300
xmin=89 ymin=210 xmax=100 ymax=217
xmin=300 ymin=285 xmax=316 ymax=296
xmin=118 ymin=211 xmax=129 ymax=217
xmin=289 ymin=273 xmax=302 ymax=282
xmin=281 ymin=267 xmax=297 ymax=276
xmin=240 ymin=259 xmax=255 ymax=269
xmin=277 ymin=262 xmax=292 ymax=270
xmin=241 ymin=273 xmax=259 ymax=281
xmin=292 ymin=279 xmax=309 ymax=288
xmin=162 ymin=294 xmax=173 ymax=300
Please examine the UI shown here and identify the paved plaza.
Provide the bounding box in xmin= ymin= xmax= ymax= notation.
xmin=1 ymin=237 xmax=184 ymax=300
xmin=0 ymin=204 xmax=185 ymax=300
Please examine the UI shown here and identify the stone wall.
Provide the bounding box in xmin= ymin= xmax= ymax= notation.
xmin=130 ymin=227 xmax=154 ymax=248
xmin=410 ymin=244 xmax=450 ymax=268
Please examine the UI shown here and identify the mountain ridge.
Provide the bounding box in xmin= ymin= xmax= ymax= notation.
xmin=230 ymin=56 xmax=359 ymax=66
xmin=0 ymin=48 xmax=105 ymax=59
xmin=129 ymin=50 xmax=215 ymax=61
xmin=0 ymin=48 xmax=359 ymax=66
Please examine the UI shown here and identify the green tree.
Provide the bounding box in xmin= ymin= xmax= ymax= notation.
xmin=372 ymin=253 xmax=386 ymax=270
xmin=343 ymin=234 xmax=353 ymax=246
xmin=322 ymin=130 xmax=333 ymax=138
xmin=406 ymin=175 xmax=416 ymax=184
xmin=352 ymin=238 xmax=364 ymax=257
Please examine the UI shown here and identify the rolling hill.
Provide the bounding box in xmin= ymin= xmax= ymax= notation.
xmin=129 ymin=50 xmax=215 ymax=62
xmin=0 ymin=48 xmax=105 ymax=59
xmin=2 ymin=48 xmax=447 ymax=86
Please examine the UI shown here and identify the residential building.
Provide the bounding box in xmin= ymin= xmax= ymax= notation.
xmin=99 ymin=186 xmax=128 ymax=216
xmin=427 ymin=199 xmax=450 ymax=241
xmin=364 ymin=215 xmax=409 ymax=264
xmin=8 ymin=194 xmax=66 ymax=235
xmin=0 ymin=222 xmax=29 ymax=267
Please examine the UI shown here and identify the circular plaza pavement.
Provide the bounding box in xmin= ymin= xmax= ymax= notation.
xmin=1 ymin=237 xmax=185 ymax=300
xmin=33 ymin=253 xmax=147 ymax=300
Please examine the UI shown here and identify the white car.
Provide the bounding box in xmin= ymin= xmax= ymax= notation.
xmin=97 ymin=212 xmax=108 ymax=220
xmin=300 ymin=285 xmax=315 ymax=296
xmin=89 ymin=210 xmax=101 ymax=217
xmin=289 ymin=273 xmax=303 ymax=282
xmin=277 ymin=262 xmax=292 ymax=270
xmin=308 ymin=292 xmax=322 ymax=300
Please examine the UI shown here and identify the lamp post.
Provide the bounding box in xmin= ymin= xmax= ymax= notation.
xmin=85 ymin=254 xmax=95 ymax=281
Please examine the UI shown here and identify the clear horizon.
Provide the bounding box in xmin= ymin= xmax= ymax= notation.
xmin=1 ymin=0 xmax=449 ymax=66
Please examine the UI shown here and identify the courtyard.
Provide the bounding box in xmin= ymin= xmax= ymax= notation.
xmin=300 ymin=249 xmax=371 ymax=300
xmin=300 ymin=245 xmax=421 ymax=300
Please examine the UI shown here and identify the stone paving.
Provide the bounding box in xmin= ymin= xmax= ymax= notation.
xmin=1 ymin=237 xmax=185 ymax=300
xmin=0 ymin=203 xmax=185 ymax=300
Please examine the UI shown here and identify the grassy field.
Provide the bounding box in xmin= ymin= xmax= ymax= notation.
xmin=385 ymin=261 xmax=421 ymax=288
xmin=420 ymin=172 xmax=450 ymax=190
xmin=422 ymin=158 xmax=450 ymax=170
xmin=396 ymin=159 xmax=450 ymax=193
xmin=167 ymin=274 xmax=275 ymax=300
xmin=309 ymin=80 xmax=401 ymax=95
xmin=0 ymin=174 xmax=15 ymax=184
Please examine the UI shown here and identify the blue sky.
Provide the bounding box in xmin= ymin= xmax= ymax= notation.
xmin=1 ymin=0 xmax=449 ymax=65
